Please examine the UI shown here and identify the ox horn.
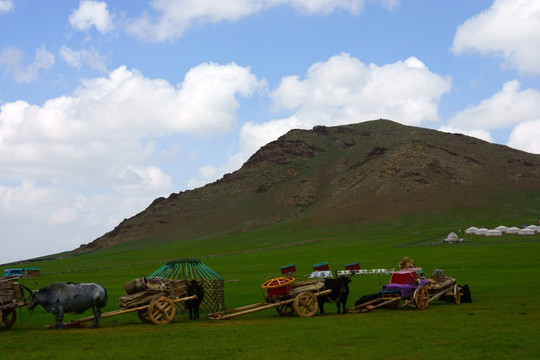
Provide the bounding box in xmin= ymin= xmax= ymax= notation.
xmin=20 ymin=283 xmax=33 ymax=294
xmin=34 ymin=281 xmax=43 ymax=290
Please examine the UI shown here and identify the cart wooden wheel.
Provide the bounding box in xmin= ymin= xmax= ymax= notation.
xmin=453 ymin=284 xmax=461 ymax=304
xmin=148 ymin=297 xmax=176 ymax=325
xmin=414 ymin=286 xmax=429 ymax=310
xmin=137 ymin=309 xmax=152 ymax=323
xmin=275 ymin=303 xmax=294 ymax=316
xmin=0 ymin=309 xmax=17 ymax=331
xmin=294 ymin=292 xmax=318 ymax=317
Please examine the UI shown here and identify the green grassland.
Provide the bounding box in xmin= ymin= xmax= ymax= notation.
xmin=4 ymin=216 xmax=540 ymax=360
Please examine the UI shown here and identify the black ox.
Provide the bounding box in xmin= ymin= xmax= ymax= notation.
xmin=24 ymin=282 xmax=108 ymax=329
xmin=185 ymin=280 xmax=205 ymax=320
xmin=319 ymin=275 xmax=352 ymax=314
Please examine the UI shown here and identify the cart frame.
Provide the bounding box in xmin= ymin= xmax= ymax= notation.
xmin=208 ymin=288 xmax=332 ymax=320
xmin=44 ymin=294 xmax=197 ymax=329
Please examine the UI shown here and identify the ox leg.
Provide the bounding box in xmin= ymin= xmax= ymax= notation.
xmin=318 ymin=299 xmax=325 ymax=314
xmin=194 ymin=305 xmax=199 ymax=319
xmin=337 ymin=301 xmax=346 ymax=314
xmin=91 ymin=304 xmax=101 ymax=328
xmin=55 ymin=308 xmax=64 ymax=329
xmin=341 ymin=299 xmax=348 ymax=314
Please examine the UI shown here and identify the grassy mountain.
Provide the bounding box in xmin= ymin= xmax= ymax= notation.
xmin=77 ymin=119 xmax=540 ymax=253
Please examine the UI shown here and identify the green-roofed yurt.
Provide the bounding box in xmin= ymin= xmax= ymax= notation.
xmin=148 ymin=259 xmax=225 ymax=312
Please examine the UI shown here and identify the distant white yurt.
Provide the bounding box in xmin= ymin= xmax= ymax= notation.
xmin=465 ymin=227 xmax=478 ymax=234
xmin=475 ymin=228 xmax=488 ymax=235
xmin=486 ymin=229 xmax=502 ymax=237
xmin=495 ymin=225 xmax=508 ymax=232
xmin=506 ymin=227 xmax=520 ymax=234
xmin=525 ymin=225 xmax=539 ymax=233
xmin=444 ymin=232 xmax=459 ymax=242
xmin=518 ymin=228 xmax=535 ymax=236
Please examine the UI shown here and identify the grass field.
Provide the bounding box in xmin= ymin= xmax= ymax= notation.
xmin=4 ymin=218 xmax=540 ymax=360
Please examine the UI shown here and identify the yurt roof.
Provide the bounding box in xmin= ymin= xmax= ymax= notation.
xmin=148 ymin=259 xmax=224 ymax=280
xmin=495 ymin=225 xmax=508 ymax=231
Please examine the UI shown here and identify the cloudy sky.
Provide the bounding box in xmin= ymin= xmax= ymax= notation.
xmin=1 ymin=0 xmax=539 ymax=264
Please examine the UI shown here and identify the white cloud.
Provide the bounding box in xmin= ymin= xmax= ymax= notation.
xmin=0 ymin=0 xmax=13 ymax=13
xmin=0 ymin=62 xmax=263 ymax=180
xmin=269 ymin=54 xmax=450 ymax=127
xmin=0 ymin=62 xmax=265 ymax=262
xmin=69 ymin=0 xmax=115 ymax=34
xmin=0 ymin=46 xmax=55 ymax=83
xmin=439 ymin=80 xmax=540 ymax=153
xmin=446 ymin=80 xmax=540 ymax=132
xmin=187 ymin=165 xmax=219 ymax=189
xmin=507 ymin=120 xmax=540 ymax=154
xmin=452 ymin=0 xmax=540 ymax=75
xmin=188 ymin=53 xmax=451 ymax=186
xmin=116 ymin=166 xmax=174 ymax=196
xmin=127 ymin=0 xmax=262 ymax=42
xmin=127 ymin=0 xmax=398 ymax=42
xmin=59 ymin=45 xmax=108 ymax=72
xmin=268 ymin=0 xmax=364 ymax=14
xmin=438 ymin=126 xmax=494 ymax=143
xmin=0 ymin=180 xmax=162 ymax=263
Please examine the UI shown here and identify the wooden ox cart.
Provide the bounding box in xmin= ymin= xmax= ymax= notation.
xmin=0 ymin=277 xmax=28 ymax=331
xmin=46 ymin=277 xmax=197 ymax=329
xmin=208 ymin=277 xmax=331 ymax=320
xmin=348 ymin=268 xmax=463 ymax=313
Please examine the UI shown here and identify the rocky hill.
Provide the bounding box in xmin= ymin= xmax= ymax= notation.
xmin=77 ymin=120 xmax=540 ymax=252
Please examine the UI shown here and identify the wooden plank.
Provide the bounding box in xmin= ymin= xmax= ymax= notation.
xmin=215 ymin=302 xmax=268 ymax=315
xmin=347 ymin=295 xmax=401 ymax=313
xmin=172 ymin=295 xmax=197 ymax=303
xmin=428 ymin=285 xmax=454 ymax=303
xmin=209 ymin=299 xmax=295 ymax=320
xmin=314 ymin=289 xmax=332 ymax=297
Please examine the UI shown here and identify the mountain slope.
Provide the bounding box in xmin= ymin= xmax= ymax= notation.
xmin=77 ymin=120 xmax=540 ymax=253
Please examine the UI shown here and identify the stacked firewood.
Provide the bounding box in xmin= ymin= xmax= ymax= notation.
xmin=119 ymin=277 xmax=187 ymax=309
xmin=0 ymin=278 xmax=23 ymax=304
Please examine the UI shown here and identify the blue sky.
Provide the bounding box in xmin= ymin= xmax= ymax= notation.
xmin=1 ymin=0 xmax=539 ymax=264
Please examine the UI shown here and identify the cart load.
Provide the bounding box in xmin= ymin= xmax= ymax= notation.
xmin=120 ymin=277 xmax=187 ymax=308
xmin=116 ymin=277 xmax=195 ymax=325
xmin=0 ymin=277 xmax=27 ymax=331
xmin=426 ymin=269 xmax=471 ymax=304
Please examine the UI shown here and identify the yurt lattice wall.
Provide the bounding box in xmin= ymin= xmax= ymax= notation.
xmin=148 ymin=259 xmax=225 ymax=312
